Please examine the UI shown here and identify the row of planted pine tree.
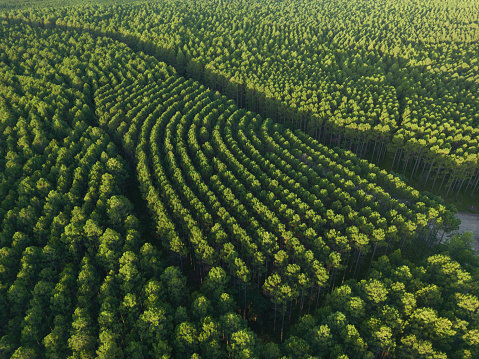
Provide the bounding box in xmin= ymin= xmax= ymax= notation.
xmin=4 ymin=0 xmax=478 ymax=200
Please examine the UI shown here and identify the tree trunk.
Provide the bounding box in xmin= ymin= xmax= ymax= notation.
xmin=431 ymin=163 xmax=442 ymax=192
xmin=409 ymin=155 xmax=420 ymax=183
xmin=384 ymin=242 xmax=390 ymax=257
xmin=315 ymin=285 xmax=322 ymax=311
xmin=353 ymin=250 xmax=362 ymax=279
xmin=420 ymin=158 xmax=428 ymax=179
xmin=289 ymin=298 xmax=293 ymax=323
xmin=349 ymin=249 xmax=357 ymax=274
xmin=360 ymin=139 xmax=368 ymax=158
xmin=274 ymin=301 xmax=277 ymax=332
xmin=440 ymin=230 xmax=446 ymax=243
xmin=378 ymin=140 xmax=386 ymax=163
xmin=394 ymin=149 xmax=402 ymax=171
xmin=455 ymin=177 xmax=466 ymax=200
xmin=244 ymin=282 xmax=247 ymax=320
xmin=464 ymin=170 xmax=476 ymax=193
xmin=413 ymin=155 xmax=422 ymax=178
xmin=423 ymin=161 xmax=434 ymax=190
xmin=402 ymin=156 xmax=410 ymax=174
xmin=342 ymin=250 xmax=351 ymax=284
xmin=308 ymin=284 xmax=314 ymax=314
xmin=445 ymin=176 xmax=457 ymax=200
xmin=438 ymin=171 xmax=448 ymax=193
xmin=472 ymin=170 xmax=479 ymax=195
xmin=238 ymin=278 xmax=241 ymax=304
xmin=367 ymin=243 xmax=378 ymax=278
xmin=298 ymin=290 xmax=303 ymax=322
xmin=372 ymin=140 xmax=378 ymax=162
xmin=330 ymin=267 xmax=338 ymax=293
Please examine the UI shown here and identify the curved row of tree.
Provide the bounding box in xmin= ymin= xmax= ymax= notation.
xmin=0 ymin=8 xmax=476 ymax=358
xmin=70 ymin=14 xmax=461 ymax=344
xmin=2 ymin=0 xmax=478 ymax=197
xmin=0 ymin=21 xmax=263 ymax=358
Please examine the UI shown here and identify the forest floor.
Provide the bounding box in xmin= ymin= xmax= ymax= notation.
xmin=450 ymin=212 xmax=479 ymax=253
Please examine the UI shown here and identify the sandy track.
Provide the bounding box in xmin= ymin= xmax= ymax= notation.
xmin=448 ymin=212 xmax=479 ymax=253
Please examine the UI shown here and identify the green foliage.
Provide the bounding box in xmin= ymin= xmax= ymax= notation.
xmin=0 ymin=2 xmax=478 ymax=358
xmin=4 ymin=0 xmax=476 ymax=193
xmin=287 ymin=250 xmax=479 ymax=358
xmin=161 ymin=266 xmax=187 ymax=307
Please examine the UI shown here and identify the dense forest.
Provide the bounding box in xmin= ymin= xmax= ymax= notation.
xmin=3 ymin=0 xmax=479 ymax=199
xmin=0 ymin=0 xmax=478 ymax=358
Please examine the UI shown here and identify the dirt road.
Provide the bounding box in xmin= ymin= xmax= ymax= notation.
xmin=448 ymin=212 xmax=479 ymax=253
